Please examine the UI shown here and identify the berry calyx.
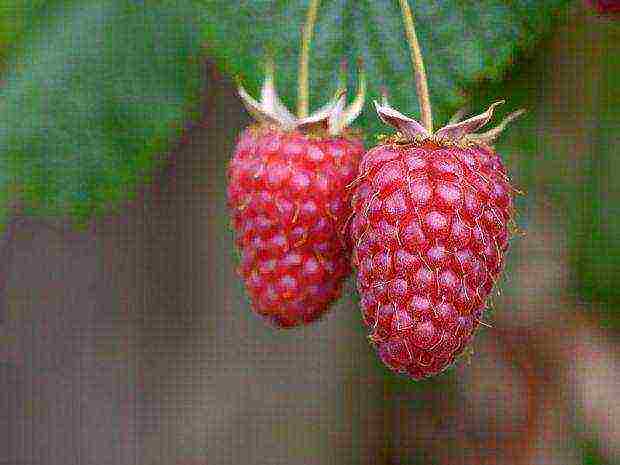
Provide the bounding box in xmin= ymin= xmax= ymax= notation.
xmin=374 ymin=96 xmax=525 ymax=149
xmin=237 ymin=60 xmax=365 ymax=138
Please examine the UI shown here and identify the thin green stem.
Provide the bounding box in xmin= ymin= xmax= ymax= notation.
xmin=398 ymin=0 xmax=433 ymax=133
xmin=298 ymin=0 xmax=321 ymax=118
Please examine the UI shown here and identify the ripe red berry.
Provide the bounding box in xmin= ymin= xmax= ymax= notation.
xmin=585 ymin=0 xmax=620 ymax=14
xmin=351 ymin=99 xmax=524 ymax=378
xmin=228 ymin=67 xmax=365 ymax=328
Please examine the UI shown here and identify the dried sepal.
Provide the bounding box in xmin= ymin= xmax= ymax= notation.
xmin=467 ymin=109 xmax=527 ymax=146
xmin=338 ymin=69 xmax=367 ymax=133
xmin=299 ymin=63 xmax=348 ymax=129
xmin=434 ymin=101 xmax=505 ymax=141
xmin=297 ymin=89 xmax=344 ymax=133
xmin=237 ymin=62 xmax=366 ymax=136
xmin=374 ymin=97 xmax=524 ymax=146
xmin=373 ymin=98 xmax=430 ymax=140
xmin=260 ymin=63 xmax=297 ymax=128
xmin=327 ymin=90 xmax=348 ymax=135
xmin=237 ymin=84 xmax=287 ymax=128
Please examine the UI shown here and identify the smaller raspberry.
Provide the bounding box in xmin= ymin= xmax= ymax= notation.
xmin=228 ymin=63 xmax=366 ymax=328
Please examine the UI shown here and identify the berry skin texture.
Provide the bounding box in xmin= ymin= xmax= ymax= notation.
xmin=350 ymin=140 xmax=515 ymax=379
xmin=227 ymin=125 xmax=364 ymax=328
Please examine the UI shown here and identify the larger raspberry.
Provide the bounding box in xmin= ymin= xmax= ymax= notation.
xmin=351 ymin=99 xmax=523 ymax=378
xmin=228 ymin=126 xmax=363 ymax=327
xmin=228 ymin=65 xmax=365 ymax=328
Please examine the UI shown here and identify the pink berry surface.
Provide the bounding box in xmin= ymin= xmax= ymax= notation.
xmin=227 ymin=125 xmax=364 ymax=327
xmin=350 ymin=140 xmax=515 ymax=378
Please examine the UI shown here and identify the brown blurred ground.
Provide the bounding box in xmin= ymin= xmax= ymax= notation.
xmin=0 ymin=4 xmax=618 ymax=465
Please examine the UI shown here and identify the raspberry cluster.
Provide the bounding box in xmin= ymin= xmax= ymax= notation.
xmin=226 ymin=32 xmax=523 ymax=380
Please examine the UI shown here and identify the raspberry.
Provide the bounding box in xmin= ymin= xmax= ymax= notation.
xmin=351 ymin=99 xmax=524 ymax=378
xmin=228 ymin=65 xmax=365 ymax=327
xmin=586 ymin=0 xmax=620 ymax=14
xmin=228 ymin=127 xmax=363 ymax=327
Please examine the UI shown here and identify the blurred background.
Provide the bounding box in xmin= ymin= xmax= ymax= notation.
xmin=0 ymin=1 xmax=619 ymax=465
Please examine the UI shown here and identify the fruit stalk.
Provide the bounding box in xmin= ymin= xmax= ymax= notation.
xmin=298 ymin=0 xmax=321 ymax=119
xmin=398 ymin=0 xmax=433 ymax=133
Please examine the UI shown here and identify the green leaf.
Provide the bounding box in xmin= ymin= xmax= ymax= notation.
xmin=0 ymin=0 xmax=203 ymax=223
xmin=0 ymin=1 xmax=48 ymax=66
xmin=574 ymin=38 xmax=620 ymax=312
xmin=0 ymin=0 xmax=571 ymax=223
xmin=197 ymin=0 xmax=571 ymax=138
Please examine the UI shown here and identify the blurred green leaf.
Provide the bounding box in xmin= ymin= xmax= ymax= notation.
xmin=0 ymin=1 xmax=203 ymax=223
xmin=0 ymin=1 xmax=47 ymax=65
xmin=468 ymin=12 xmax=620 ymax=321
xmin=575 ymin=39 xmax=620 ymax=309
xmin=0 ymin=0 xmax=571 ymax=223
xmin=579 ymin=438 xmax=608 ymax=465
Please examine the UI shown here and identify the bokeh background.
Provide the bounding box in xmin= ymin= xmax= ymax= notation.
xmin=0 ymin=1 xmax=618 ymax=465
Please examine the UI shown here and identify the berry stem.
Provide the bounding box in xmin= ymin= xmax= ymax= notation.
xmin=398 ymin=0 xmax=433 ymax=133
xmin=298 ymin=0 xmax=321 ymax=119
